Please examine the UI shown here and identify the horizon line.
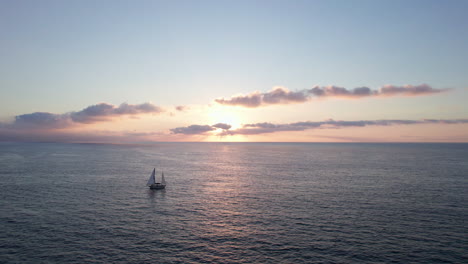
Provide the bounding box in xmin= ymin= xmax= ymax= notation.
xmin=1 ymin=141 xmax=467 ymax=145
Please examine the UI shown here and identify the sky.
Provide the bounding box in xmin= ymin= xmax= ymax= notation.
xmin=1 ymin=0 xmax=467 ymax=143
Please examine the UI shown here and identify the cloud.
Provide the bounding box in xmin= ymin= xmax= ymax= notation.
xmin=170 ymin=123 xmax=232 ymax=135
xmin=3 ymin=117 xmax=467 ymax=143
xmin=214 ymin=87 xmax=309 ymax=108
xmin=170 ymin=125 xmax=216 ymax=135
xmin=175 ymin=105 xmax=188 ymax=111
xmin=14 ymin=112 xmax=71 ymax=128
xmin=169 ymin=118 xmax=468 ymax=136
xmin=70 ymin=102 xmax=163 ymax=123
xmin=0 ymin=102 xmax=163 ymax=130
xmin=263 ymin=88 xmax=310 ymax=104
xmin=379 ymin=84 xmax=447 ymax=96
xmin=309 ymin=86 xmax=376 ymax=97
xmin=212 ymin=123 xmax=232 ymax=130
xmin=219 ymin=118 xmax=468 ymax=135
xmin=215 ymin=84 xmax=449 ymax=108
xmin=215 ymin=91 xmax=263 ymax=108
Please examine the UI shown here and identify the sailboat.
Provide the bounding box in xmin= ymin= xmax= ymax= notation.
xmin=147 ymin=168 xmax=166 ymax=190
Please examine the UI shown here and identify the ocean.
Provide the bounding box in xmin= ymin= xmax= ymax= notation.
xmin=0 ymin=142 xmax=466 ymax=263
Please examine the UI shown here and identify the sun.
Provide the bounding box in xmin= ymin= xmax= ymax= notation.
xmin=202 ymin=105 xmax=251 ymax=141
xmin=207 ymin=106 xmax=243 ymax=130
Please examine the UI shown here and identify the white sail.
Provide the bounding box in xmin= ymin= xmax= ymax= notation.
xmin=161 ymin=171 xmax=166 ymax=185
xmin=147 ymin=168 xmax=156 ymax=186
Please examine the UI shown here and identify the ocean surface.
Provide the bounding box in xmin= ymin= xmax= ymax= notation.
xmin=0 ymin=142 xmax=467 ymax=263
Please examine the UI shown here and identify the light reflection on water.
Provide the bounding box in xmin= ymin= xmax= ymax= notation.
xmin=0 ymin=142 xmax=467 ymax=263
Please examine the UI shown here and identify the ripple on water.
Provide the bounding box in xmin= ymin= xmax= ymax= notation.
xmin=0 ymin=142 xmax=467 ymax=263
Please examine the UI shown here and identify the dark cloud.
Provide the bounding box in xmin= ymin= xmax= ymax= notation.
xmin=215 ymin=84 xmax=449 ymax=108
xmin=71 ymin=102 xmax=163 ymax=123
xmin=171 ymin=118 xmax=468 ymax=136
xmin=215 ymin=92 xmax=263 ymax=108
xmin=309 ymin=86 xmax=376 ymax=97
xmin=379 ymin=84 xmax=448 ymax=96
xmin=116 ymin=102 xmax=161 ymax=114
xmin=170 ymin=125 xmax=216 ymax=135
xmin=0 ymin=102 xmax=164 ymax=129
xmin=262 ymin=88 xmax=309 ymax=104
xmin=170 ymin=123 xmax=232 ymax=135
xmin=212 ymin=123 xmax=232 ymax=130
xmin=214 ymin=88 xmax=309 ymax=107
xmin=14 ymin=112 xmax=71 ymax=128
xmin=220 ymin=119 xmax=468 ymax=135
xmin=70 ymin=103 xmax=113 ymax=123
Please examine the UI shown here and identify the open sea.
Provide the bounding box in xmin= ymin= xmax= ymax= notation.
xmin=0 ymin=142 xmax=467 ymax=263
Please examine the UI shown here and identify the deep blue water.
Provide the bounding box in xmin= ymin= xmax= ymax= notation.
xmin=0 ymin=142 xmax=467 ymax=263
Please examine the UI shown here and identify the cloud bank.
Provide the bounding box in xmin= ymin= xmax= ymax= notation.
xmin=14 ymin=112 xmax=71 ymax=128
xmin=3 ymin=102 xmax=163 ymax=129
xmin=215 ymin=84 xmax=449 ymax=108
xmin=70 ymin=102 xmax=162 ymax=123
xmin=172 ymin=119 xmax=468 ymax=136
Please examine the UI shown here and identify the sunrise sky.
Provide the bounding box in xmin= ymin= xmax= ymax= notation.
xmin=1 ymin=0 xmax=467 ymax=143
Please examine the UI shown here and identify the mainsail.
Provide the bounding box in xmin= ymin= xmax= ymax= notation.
xmin=147 ymin=168 xmax=156 ymax=186
xmin=161 ymin=172 xmax=166 ymax=185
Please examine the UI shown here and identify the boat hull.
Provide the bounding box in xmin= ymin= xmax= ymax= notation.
xmin=149 ymin=183 xmax=166 ymax=190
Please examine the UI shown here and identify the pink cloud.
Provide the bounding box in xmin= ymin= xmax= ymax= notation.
xmin=215 ymin=84 xmax=450 ymax=108
xmin=70 ymin=102 xmax=163 ymax=123
xmin=171 ymin=119 xmax=468 ymax=136
xmin=1 ymin=102 xmax=164 ymax=130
